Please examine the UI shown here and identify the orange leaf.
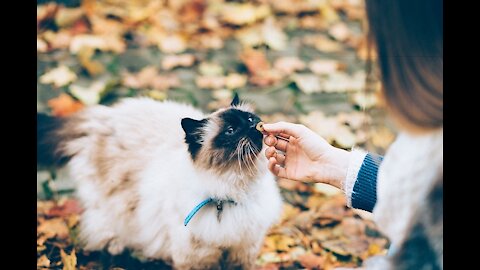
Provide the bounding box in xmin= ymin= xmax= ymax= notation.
xmin=298 ymin=253 xmax=325 ymax=269
xmin=47 ymin=93 xmax=84 ymax=117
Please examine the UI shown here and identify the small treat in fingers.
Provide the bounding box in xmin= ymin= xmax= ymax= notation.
xmin=256 ymin=122 xmax=265 ymax=132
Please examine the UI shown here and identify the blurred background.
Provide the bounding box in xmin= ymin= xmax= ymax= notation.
xmin=37 ymin=0 xmax=396 ymax=269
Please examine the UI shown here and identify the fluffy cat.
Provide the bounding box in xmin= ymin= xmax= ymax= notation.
xmin=37 ymin=94 xmax=283 ymax=270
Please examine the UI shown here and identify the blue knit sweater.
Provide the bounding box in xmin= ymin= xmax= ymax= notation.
xmin=351 ymin=153 xmax=384 ymax=212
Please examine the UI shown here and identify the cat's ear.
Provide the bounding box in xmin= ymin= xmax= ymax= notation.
xmin=181 ymin=118 xmax=206 ymax=136
xmin=181 ymin=118 xmax=208 ymax=159
xmin=230 ymin=92 xmax=240 ymax=106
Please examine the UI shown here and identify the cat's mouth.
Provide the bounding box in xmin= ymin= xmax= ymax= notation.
xmin=234 ymin=131 xmax=263 ymax=175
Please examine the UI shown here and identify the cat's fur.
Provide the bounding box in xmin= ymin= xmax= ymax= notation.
xmin=37 ymin=95 xmax=283 ymax=270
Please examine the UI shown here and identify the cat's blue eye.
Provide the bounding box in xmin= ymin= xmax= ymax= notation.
xmin=225 ymin=127 xmax=235 ymax=135
xmin=247 ymin=117 xmax=253 ymax=123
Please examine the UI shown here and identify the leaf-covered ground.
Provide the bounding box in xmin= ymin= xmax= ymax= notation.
xmin=37 ymin=0 xmax=395 ymax=269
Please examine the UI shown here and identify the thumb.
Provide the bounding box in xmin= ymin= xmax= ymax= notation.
xmin=262 ymin=122 xmax=305 ymax=139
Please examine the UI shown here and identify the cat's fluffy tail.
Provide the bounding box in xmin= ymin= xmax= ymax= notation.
xmin=37 ymin=113 xmax=81 ymax=167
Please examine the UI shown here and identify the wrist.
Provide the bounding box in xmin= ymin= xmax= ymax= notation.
xmin=311 ymin=147 xmax=351 ymax=189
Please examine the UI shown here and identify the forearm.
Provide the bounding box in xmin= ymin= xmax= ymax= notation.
xmin=343 ymin=149 xmax=383 ymax=212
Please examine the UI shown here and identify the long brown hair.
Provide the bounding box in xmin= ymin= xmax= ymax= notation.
xmin=365 ymin=0 xmax=443 ymax=132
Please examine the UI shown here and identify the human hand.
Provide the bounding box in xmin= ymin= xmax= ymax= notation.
xmin=263 ymin=122 xmax=351 ymax=189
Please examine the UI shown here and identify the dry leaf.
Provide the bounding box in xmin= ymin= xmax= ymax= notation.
xmin=273 ymin=57 xmax=306 ymax=75
xmin=47 ymin=199 xmax=83 ymax=217
xmin=39 ymin=66 xmax=78 ymax=88
xmin=55 ymin=7 xmax=84 ymax=28
xmin=147 ymin=90 xmax=168 ymax=101
xmin=262 ymin=18 xmax=288 ymax=51
xmin=37 ymin=255 xmax=51 ymax=268
xmin=309 ymin=59 xmax=343 ymax=75
xmin=70 ymin=79 xmax=108 ymax=105
xmin=303 ymin=35 xmax=344 ymax=53
xmin=60 ymin=249 xmax=77 ymax=270
xmin=42 ymin=30 xmax=72 ymax=50
xmin=328 ymin=22 xmax=351 ymax=42
xmin=37 ymin=39 xmax=48 ymax=52
xmin=196 ymin=76 xmax=225 ymax=89
xmin=198 ymin=62 xmax=224 ymax=76
xmin=292 ymin=74 xmax=322 ymax=94
xmin=157 ymin=34 xmax=187 ymax=54
xmin=37 ymin=217 xmax=70 ymax=239
xmin=264 ymin=234 xmax=296 ymax=252
xmin=70 ymin=34 xmax=125 ymax=54
xmin=225 ymin=73 xmax=247 ymax=89
xmin=77 ymin=46 xmax=105 ymax=76
xmin=220 ymin=3 xmax=270 ymax=25
xmin=351 ymin=92 xmax=377 ymax=109
xmin=161 ymin=54 xmax=195 ymax=70
xmin=298 ymin=253 xmax=325 ymax=269
xmin=47 ymin=93 xmax=85 ymax=117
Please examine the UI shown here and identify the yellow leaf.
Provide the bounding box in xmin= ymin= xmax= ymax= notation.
xmin=262 ymin=18 xmax=288 ymax=51
xmin=225 ymin=73 xmax=247 ymax=89
xmin=39 ymin=66 xmax=77 ymax=88
xmin=60 ymin=249 xmax=77 ymax=270
xmin=147 ymin=90 xmax=168 ymax=101
xmin=221 ymin=3 xmax=270 ymax=25
xmin=161 ymin=54 xmax=195 ymax=70
xmin=55 ymin=7 xmax=84 ymax=28
xmin=309 ymin=59 xmax=342 ymax=75
xmin=77 ymin=47 xmax=105 ymax=76
xmin=37 ymin=39 xmax=48 ymax=52
xmin=273 ymin=57 xmax=306 ymax=75
xmin=37 ymin=217 xmax=70 ymax=239
xmin=264 ymin=234 xmax=295 ymax=252
xmin=37 ymin=255 xmax=51 ymax=268
xmin=157 ymin=34 xmax=187 ymax=54
xmin=292 ymin=74 xmax=322 ymax=94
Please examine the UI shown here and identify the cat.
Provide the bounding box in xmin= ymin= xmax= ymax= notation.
xmin=37 ymin=94 xmax=283 ymax=270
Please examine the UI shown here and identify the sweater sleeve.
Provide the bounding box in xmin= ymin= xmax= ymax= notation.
xmin=343 ymin=149 xmax=383 ymax=212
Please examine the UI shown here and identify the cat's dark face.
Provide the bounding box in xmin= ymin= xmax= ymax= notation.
xmin=181 ymin=93 xmax=264 ymax=176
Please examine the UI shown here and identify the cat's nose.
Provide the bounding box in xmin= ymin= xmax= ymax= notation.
xmin=249 ymin=118 xmax=260 ymax=129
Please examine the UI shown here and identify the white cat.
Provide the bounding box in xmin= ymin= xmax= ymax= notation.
xmin=37 ymin=94 xmax=283 ymax=269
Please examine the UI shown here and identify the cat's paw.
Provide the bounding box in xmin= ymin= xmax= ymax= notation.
xmin=107 ymin=238 xmax=125 ymax=255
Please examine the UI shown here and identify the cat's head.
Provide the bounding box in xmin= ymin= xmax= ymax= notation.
xmin=181 ymin=93 xmax=264 ymax=176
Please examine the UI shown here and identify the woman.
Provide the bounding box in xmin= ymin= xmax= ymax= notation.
xmin=263 ymin=0 xmax=443 ymax=269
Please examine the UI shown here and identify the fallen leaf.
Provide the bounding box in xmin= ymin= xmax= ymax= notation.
xmin=273 ymin=57 xmax=306 ymax=75
xmin=351 ymin=92 xmax=377 ymax=109
xmin=298 ymin=253 xmax=325 ymax=269
xmin=225 ymin=73 xmax=247 ymax=89
xmin=309 ymin=59 xmax=343 ymax=75
xmin=37 ymin=217 xmax=70 ymax=239
xmin=292 ymin=74 xmax=322 ymax=94
xmin=147 ymin=90 xmax=168 ymax=101
xmin=60 ymin=249 xmax=77 ymax=270
xmin=37 ymin=39 xmax=48 ymax=52
xmin=70 ymin=79 xmax=108 ymax=106
xmin=161 ymin=54 xmax=195 ymax=70
xmin=70 ymin=34 xmax=125 ymax=54
xmin=195 ymin=76 xmax=225 ymax=89
xmin=55 ymin=7 xmax=84 ymax=28
xmin=178 ymin=0 xmax=206 ymax=24
xmin=264 ymin=234 xmax=296 ymax=252
xmin=220 ymin=3 xmax=270 ymax=25
xmin=198 ymin=62 xmax=224 ymax=76
xmin=39 ymin=66 xmax=78 ymax=88
xmin=37 ymin=255 xmax=51 ymax=268
xmin=262 ymin=18 xmax=288 ymax=51
xmin=328 ymin=22 xmax=351 ymax=42
xmin=240 ymin=49 xmax=282 ymax=86
xmin=303 ymin=35 xmax=344 ymax=53
xmin=42 ymin=30 xmax=72 ymax=50
xmin=157 ymin=34 xmax=187 ymax=54
xmin=47 ymin=93 xmax=85 ymax=117
xmin=77 ymin=46 xmax=105 ymax=76
xmin=47 ymin=199 xmax=83 ymax=217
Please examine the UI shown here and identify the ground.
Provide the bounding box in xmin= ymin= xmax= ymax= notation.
xmin=37 ymin=0 xmax=395 ymax=269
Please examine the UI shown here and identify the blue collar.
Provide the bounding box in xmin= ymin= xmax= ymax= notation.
xmin=184 ymin=198 xmax=236 ymax=226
